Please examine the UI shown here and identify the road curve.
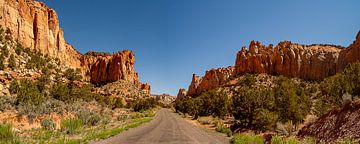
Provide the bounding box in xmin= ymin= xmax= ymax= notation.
xmin=93 ymin=108 xmax=229 ymax=144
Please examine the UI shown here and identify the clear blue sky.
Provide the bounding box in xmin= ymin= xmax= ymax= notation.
xmin=39 ymin=0 xmax=360 ymax=95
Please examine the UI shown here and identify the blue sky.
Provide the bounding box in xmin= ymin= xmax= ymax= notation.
xmin=39 ymin=0 xmax=360 ymax=95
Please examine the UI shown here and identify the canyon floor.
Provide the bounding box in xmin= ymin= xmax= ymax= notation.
xmin=93 ymin=108 xmax=229 ymax=144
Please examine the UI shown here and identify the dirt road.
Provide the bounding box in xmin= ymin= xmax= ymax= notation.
xmin=93 ymin=108 xmax=229 ymax=144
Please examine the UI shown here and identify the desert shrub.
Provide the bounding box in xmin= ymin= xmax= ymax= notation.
xmin=132 ymin=98 xmax=157 ymax=112
xmin=335 ymin=138 xmax=358 ymax=144
xmin=0 ymin=55 xmax=4 ymax=70
xmin=215 ymin=124 xmax=232 ymax=137
xmin=25 ymin=50 xmax=47 ymax=69
xmin=238 ymin=74 xmax=256 ymax=87
xmin=1 ymin=44 xmax=9 ymax=57
xmin=15 ymin=43 xmax=23 ymax=55
xmin=64 ymin=68 xmax=82 ymax=82
xmin=175 ymin=90 xmax=229 ymax=118
xmin=41 ymin=119 xmax=56 ymax=131
xmin=232 ymin=86 xmax=278 ymax=131
xmin=76 ymin=109 xmax=101 ymax=126
xmin=60 ymin=118 xmax=84 ymax=134
xmin=9 ymin=80 xmax=20 ymax=95
xmin=0 ymin=123 xmax=14 ymax=141
xmin=50 ymin=82 xmax=72 ymax=102
xmin=104 ymin=96 xmax=124 ymax=109
xmin=271 ymin=136 xmax=316 ymax=144
xmin=8 ymin=54 xmax=16 ymax=69
xmin=230 ymin=133 xmax=264 ymax=144
xmin=129 ymin=112 xmax=145 ymax=119
xmin=197 ymin=116 xmax=213 ymax=125
xmin=274 ymin=76 xmax=311 ymax=126
xmin=0 ymin=96 xmax=15 ymax=111
xmin=317 ymin=62 xmax=360 ymax=114
xmin=16 ymin=79 xmax=44 ymax=106
xmin=314 ymin=96 xmax=334 ymax=117
xmin=73 ymin=84 xmax=95 ymax=102
xmin=37 ymin=72 xmax=51 ymax=93
xmin=174 ymin=96 xmax=200 ymax=116
xmin=117 ymin=114 xmax=129 ymax=121
xmin=196 ymin=90 xmax=229 ymax=118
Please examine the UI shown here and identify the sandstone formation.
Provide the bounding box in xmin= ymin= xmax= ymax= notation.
xmin=0 ymin=0 xmax=150 ymax=89
xmin=0 ymin=0 xmax=82 ymax=68
xmin=235 ymin=31 xmax=360 ymax=81
xmin=187 ymin=66 xmax=235 ymax=96
xmin=176 ymin=88 xmax=187 ymax=100
xmin=81 ymin=51 xmax=139 ymax=85
xmin=185 ymin=32 xmax=360 ymax=96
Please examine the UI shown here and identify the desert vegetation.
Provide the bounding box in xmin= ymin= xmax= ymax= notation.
xmin=175 ymin=61 xmax=360 ymax=142
xmin=0 ymin=26 xmax=158 ymax=143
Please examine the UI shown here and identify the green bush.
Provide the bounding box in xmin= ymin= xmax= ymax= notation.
xmin=317 ymin=62 xmax=360 ymax=115
xmin=0 ymin=123 xmax=14 ymax=141
xmin=1 ymin=44 xmax=9 ymax=57
xmin=37 ymin=73 xmax=51 ymax=93
xmin=197 ymin=116 xmax=213 ymax=125
xmin=174 ymin=90 xmax=229 ymax=118
xmin=25 ymin=50 xmax=47 ymax=70
xmin=274 ymin=76 xmax=311 ymax=126
xmin=16 ymin=80 xmax=44 ymax=106
xmin=73 ymin=84 xmax=95 ymax=102
xmin=9 ymin=80 xmax=20 ymax=95
xmin=60 ymin=118 xmax=84 ymax=134
xmin=230 ymin=133 xmax=264 ymax=144
xmin=105 ymin=96 xmax=124 ymax=109
xmin=76 ymin=109 xmax=101 ymax=126
xmin=232 ymin=86 xmax=278 ymax=131
xmin=117 ymin=114 xmax=129 ymax=121
xmin=132 ymin=98 xmax=157 ymax=112
xmin=41 ymin=119 xmax=56 ymax=131
xmin=8 ymin=54 xmax=16 ymax=69
xmin=0 ymin=55 xmax=4 ymax=70
xmin=15 ymin=43 xmax=23 ymax=55
xmin=64 ymin=68 xmax=82 ymax=82
xmin=215 ymin=124 xmax=232 ymax=137
xmin=50 ymin=82 xmax=72 ymax=102
xmin=271 ymin=136 xmax=316 ymax=144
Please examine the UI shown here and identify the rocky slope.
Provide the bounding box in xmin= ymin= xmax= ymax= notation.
xmin=182 ymin=32 xmax=360 ymax=96
xmin=298 ymin=100 xmax=360 ymax=142
xmin=0 ymin=0 xmax=149 ymax=89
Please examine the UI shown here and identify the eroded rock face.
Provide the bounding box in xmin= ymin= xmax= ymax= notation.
xmin=81 ymin=51 xmax=139 ymax=85
xmin=176 ymin=88 xmax=187 ymax=100
xmin=298 ymin=100 xmax=360 ymax=142
xmin=0 ymin=0 xmax=150 ymax=89
xmin=0 ymin=0 xmax=82 ymax=68
xmin=185 ymin=32 xmax=360 ymax=96
xmin=187 ymin=66 xmax=235 ymax=96
xmin=235 ymin=32 xmax=360 ymax=81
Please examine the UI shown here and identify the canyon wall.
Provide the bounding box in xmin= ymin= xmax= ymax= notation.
xmin=81 ymin=51 xmax=139 ymax=85
xmin=187 ymin=66 xmax=235 ymax=96
xmin=0 ymin=0 xmax=82 ymax=68
xmin=0 ymin=0 xmax=149 ymax=89
xmin=183 ymin=31 xmax=360 ymax=97
xmin=235 ymin=31 xmax=360 ymax=81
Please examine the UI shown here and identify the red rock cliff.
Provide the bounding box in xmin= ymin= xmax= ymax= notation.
xmin=0 ymin=0 xmax=149 ymax=89
xmin=187 ymin=66 xmax=235 ymax=96
xmin=0 ymin=0 xmax=82 ymax=68
xmin=185 ymin=32 xmax=360 ymax=96
xmin=235 ymin=31 xmax=360 ymax=81
xmin=81 ymin=51 xmax=139 ymax=85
